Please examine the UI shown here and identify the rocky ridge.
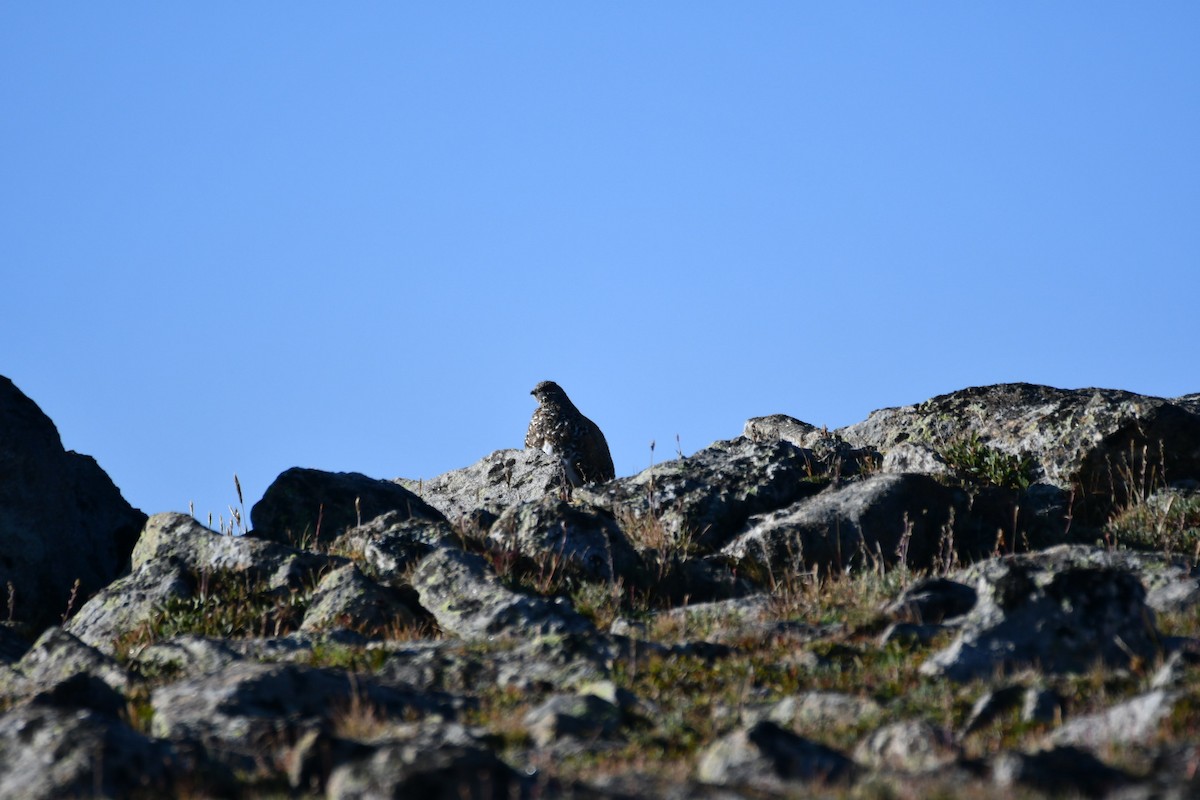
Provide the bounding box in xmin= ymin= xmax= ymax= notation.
xmin=0 ymin=379 xmax=1198 ymax=798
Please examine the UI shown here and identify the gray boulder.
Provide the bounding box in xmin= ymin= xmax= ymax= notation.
xmin=333 ymin=511 xmax=459 ymax=584
xmin=151 ymin=662 xmax=465 ymax=775
xmin=66 ymin=512 xmax=341 ymax=654
xmin=723 ymin=473 xmax=961 ymax=575
xmin=1051 ymin=689 xmax=1180 ymax=748
xmin=487 ymin=497 xmax=643 ymax=584
xmin=579 ymin=437 xmax=826 ymax=553
xmin=326 ymin=738 xmax=521 ymax=800
xmin=838 ymin=383 xmax=1200 ymax=522
xmin=63 ymin=561 xmax=192 ymax=655
xmin=696 ymin=720 xmax=858 ymax=790
xmin=300 ymin=563 xmax=424 ymax=637
xmin=0 ymin=627 xmax=130 ymax=708
xmin=0 ymin=704 xmax=189 ymax=799
xmin=396 ymin=447 xmax=567 ymax=525
xmin=853 ymin=719 xmax=959 ymax=773
xmin=251 ymin=467 xmax=446 ymax=547
xmin=921 ymin=551 xmax=1161 ymax=681
xmin=409 ymin=547 xmax=595 ymax=643
xmin=744 ymin=414 xmax=882 ymax=477
xmin=523 ymin=692 xmax=623 ymax=747
xmin=0 ymin=376 xmax=146 ymax=627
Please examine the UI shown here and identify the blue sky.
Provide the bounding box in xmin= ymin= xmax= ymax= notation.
xmin=2 ymin=5 xmax=1197 ymax=524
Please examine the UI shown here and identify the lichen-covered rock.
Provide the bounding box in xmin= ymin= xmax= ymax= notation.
xmin=744 ymin=414 xmax=882 ymax=477
xmin=396 ymin=447 xmax=567 ymax=524
xmin=953 ymin=544 xmax=1200 ymax=614
xmin=133 ymin=511 xmax=341 ymax=586
xmin=921 ymin=553 xmax=1161 ymax=681
xmin=409 ymin=547 xmax=595 ymax=642
xmin=251 ymin=467 xmax=446 ymax=547
xmin=300 ymin=563 xmax=424 ymax=637
xmin=0 ymin=376 xmax=147 ymax=628
xmin=488 ymin=497 xmax=643 ymax=584
xmin=761 ymin=691 xmax=882 ymax=730
xmin=130 ymin=634 xmax=244 ymax=680
xmin=696 ymin=720 xmax=858 ymax=790
xmin=579 ymin=437 xmax=827 ymax=553
xmin=0 ymin=704 xmax=187 ymax=799
xmin=723 ymin=473 xmax=962 ymax=574
xmin=63 ymin=561 xmax=192 ymax=655
xmin=334 ymin=511 xmax=459 ymax=584
xmin=151 ymin=662 xmax=466 ymax=776
xmin=0 ymin=627 xmax=131 ymax=705
xmin=523 ymin=692 xmax=623 ymax=747
xmin=854 ymin=719 xmax=959 ymax=773
xmin=838 ymin=383 xmax=1200 ymax=522
xmin=1051 ymin=690 xmax=1180 ymax=748
xmin=326 ymin=738 xmax=522 ymax=800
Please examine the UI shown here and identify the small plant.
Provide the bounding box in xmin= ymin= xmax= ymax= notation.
xmin=941 ymin=434 xmax=1036 ymax=490
xmin=119 ymin=569 xmax=308 ymax=658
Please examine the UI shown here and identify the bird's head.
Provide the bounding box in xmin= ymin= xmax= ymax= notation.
xmin=531 ymin=380 xmax=569 ymax=405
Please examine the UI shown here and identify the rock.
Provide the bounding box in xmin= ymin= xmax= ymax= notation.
xmin=0 ymin=376 xmax=147 ymax=628
xmin=838 ymin=383 xmax=1200 ymax=523
xmin=921 ymin=550 xmax=1161 ymax=681
xmin=723 ymin=473 xmax=963 ymax=575
xmin=336 ymin=512 xmax=459 ymax=583
xmin=251 ymin=467 xmax=446 ymax=547
xmin=0 ymin=627 xmax=130 ymax=708
xmin=66 ymin=512 xmax=341 ymax=655
xmin=763 ymin=691 xmax=882 ymax=730
xmin=578 ymin=437 xmax=827 ymax=553
xmin=1051 ymin=689 xmax=1180 ymax=748
xmin=326 ymin=738 xmax=522 ymax=800
xmin=150 ymin=662 xmax=465 ymax=775
xmin=991 ymin=746 xmax=1133 ymax=798
xmin=880 ymin=441 xmax=954 ymax=478
xmin=0 ymin=704 xmax=187 ymax=799
xmin=523 ymin=692 xmax=623 ymax=747
xmin=487 ymin=497 xmax=643 ymax=585
xmin=132 ymin=511 xmax=341 ymax=586
xmin=130 ymin=634 xmax=244 ymax=680
xmin=396 ymin=448 xmax=568 ymax=524
xmin=884 ymin=577 xmax=978 ymax=623
xmin=854 ymin=719 xmax=959 ymax=772
xmin=300 ymin=563 xmax=425 ymax=638
xmin=743 ymin=415 xmax=881 ymax=477
xmin=409 ymin=547 xmax=595 ymax=642
xmin=696 ymin=720 xmax=858 ymax=790
xmin=63 ymin=561 xmax=192 ymax=655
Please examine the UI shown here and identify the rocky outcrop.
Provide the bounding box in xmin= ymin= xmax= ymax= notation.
xmin=3 ymin=379 xmax=1200 ymax=798
xmin=578 ymin=436 xmax=826 ymax=552
xmin=915 ymin=546 xmax=1169 ymax=681
xmin=396 ymin=447 xmax=567 ymax=525
xmin=0 ymin=377 xmax=146 ymax=627
xmin=837 ymin=383 xmax=1200 ymax=521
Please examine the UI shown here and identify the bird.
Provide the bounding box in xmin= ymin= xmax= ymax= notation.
xmin=525 ymin=380 xmax=615 ymax=486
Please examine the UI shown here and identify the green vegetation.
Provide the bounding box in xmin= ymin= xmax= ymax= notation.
xmin=940 ymin=434 xmax=1036 ymax=489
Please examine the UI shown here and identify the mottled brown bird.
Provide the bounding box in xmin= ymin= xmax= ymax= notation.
xmin=525 ymin=380 xmax=615 ymax=486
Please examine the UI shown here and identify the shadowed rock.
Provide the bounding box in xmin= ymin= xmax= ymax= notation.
xmin=252 ymin=467 xmax=446 ymax=547
xmin=0 ymin=376 xmax=146 ymax=627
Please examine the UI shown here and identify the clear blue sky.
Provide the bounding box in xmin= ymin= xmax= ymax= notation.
xmin=3 ymin=5 xmax=1197 ymax=524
